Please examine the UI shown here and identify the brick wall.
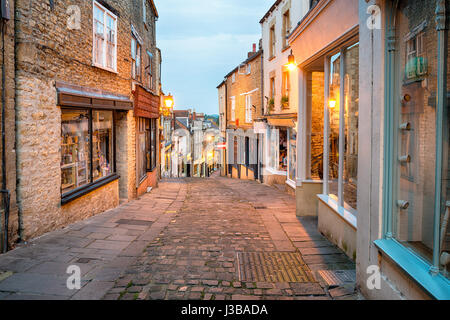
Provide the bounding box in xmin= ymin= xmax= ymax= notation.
xmin=0 ymin=0 xmax=18 ymax=246
xmin=226 ymin=52 xmax=263 ymax=131
xmin=14 ymin=0 xmax=155 ymax=240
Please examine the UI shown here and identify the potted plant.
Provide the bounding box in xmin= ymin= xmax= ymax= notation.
xmin=281 ymin=95 xmax=289 ymax=109
xmin=268 ymin=98 xmax=275 ymax=113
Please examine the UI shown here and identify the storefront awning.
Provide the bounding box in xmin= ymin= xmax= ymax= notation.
xmin=267 ymin=118 xmax=295 ymax=127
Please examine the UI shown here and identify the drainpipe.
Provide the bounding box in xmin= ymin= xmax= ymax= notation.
xmin=1 ymin=17 xmax=10 ymax=253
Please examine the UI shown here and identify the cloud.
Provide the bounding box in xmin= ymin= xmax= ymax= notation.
xmin=155 ymin=0 xmax=273 ymax=114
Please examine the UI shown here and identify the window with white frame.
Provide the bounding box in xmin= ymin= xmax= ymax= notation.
xmin=245 ymin=95 xmax=252 ymax=123
xmin=232 ymin=73 xmax=236 ymax=83
xmin=93 ymin=1 xmax=117 ymax=71
xmin=131 ymin=37 xmax=141 ymax=80
xmin=146 ymin=51 xmax=153 ymax=89
xmin=230 ymin=96 xmax=236 ymax=121
xmin=324 ymin=42 xmax=359 ymax=211
xmin=143 ymin=0 xmax=147 ymax=23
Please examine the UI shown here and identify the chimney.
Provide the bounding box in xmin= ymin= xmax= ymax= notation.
xmin=248 ymin=43 xmax=257 ymax=58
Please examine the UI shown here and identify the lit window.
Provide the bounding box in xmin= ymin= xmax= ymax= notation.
xmin=231 ymin=96 xmax=236 ymax=121
xmin=61 ymin=109 xmax=115 ymax=195
xmin=245 ymin=95 xmax=252 ymax=123
xmin=93 ymin=2 xmax=117 ymax=71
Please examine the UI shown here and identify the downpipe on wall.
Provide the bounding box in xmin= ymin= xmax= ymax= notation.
xmin=1 ymin=16 xmax=11 ymax=253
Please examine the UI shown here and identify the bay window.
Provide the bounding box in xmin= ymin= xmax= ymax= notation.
xmin=379 ymin=0 xmax=449 ymax=280
xmin=93 ymin=1 xmax=117 ymax=72
xmin=323 ymin=43 xmax=359 ymax=211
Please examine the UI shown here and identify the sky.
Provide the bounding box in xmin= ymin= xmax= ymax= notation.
xmin=156 ymin=0 xmax=274 ymax=115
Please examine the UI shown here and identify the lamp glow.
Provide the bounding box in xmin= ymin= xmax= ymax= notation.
xmin=287 ymin=50 xmax=296 ymax=71
xmin=164 ymin=93 xmax=174 ymax=109
xmin=328 ymin=100 xmax=337 ymax=109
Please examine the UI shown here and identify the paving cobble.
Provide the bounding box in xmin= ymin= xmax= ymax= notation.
xmin=0 ymin=174 xmax=356 ymax=300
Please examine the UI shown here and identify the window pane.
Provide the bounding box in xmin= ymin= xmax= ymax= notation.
xmin=307 ymin=71 xmax=324 ymax=180
xmin=61 ymin=110 xmax=90 ymax=194
xmin=94 ymin=5 xmax=104 ymax=66
xmin=343 ymin=43 xmax=359 ymax=210
xmin=138 ymin=118 xmax=147 ymax=181
xmin=93 ymin=110 xmax=113 ymax=180
xmin=394 ymin=0 xmax=437 ymax=263
xmin=279 ymin=128 xmax=287 ymax=171
xmin=440 ymin=12 xmax=450 ymax=278
xmin=289 ymin=129 xmax=296 ymax=181
xmin=328 ymin=52 xmax=341 ymax=199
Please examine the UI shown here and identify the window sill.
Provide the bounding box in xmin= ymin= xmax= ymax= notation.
xmin=92 ymin=63 xmax=118 ymax=74
xmin=266 ymin=167 xmax=287 ymax=176
xmin=61 ymin=174 xmax=120 ymax=205
xmin=286 ymin=178 xmax=296 ymax=189
xmin=317 ymin=194 xmax=357 ymax=229
xmin=282 ymin=45 xmax=291 ymax=53
xmin=374 ymin=238 xmax=450 ymax=300
xmin=268 ymin=55 xmax=276 ymax=62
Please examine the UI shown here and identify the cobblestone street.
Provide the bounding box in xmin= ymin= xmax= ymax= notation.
xmin=0 ymin=175 xmax=357 ymax=300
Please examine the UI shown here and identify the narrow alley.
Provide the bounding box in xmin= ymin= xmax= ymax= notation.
xmin=0 ymin=175 xmax=356 ymax=300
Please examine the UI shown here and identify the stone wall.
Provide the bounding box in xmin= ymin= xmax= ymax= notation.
xmin=0 ymin=0 xmax=18 ymax=247
xmin=13 ymin=0 xmax=157 ymax=240
xmin=226 ymin=52 xmax=263 ymax=131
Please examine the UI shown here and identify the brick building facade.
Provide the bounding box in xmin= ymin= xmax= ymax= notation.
xmin=0 ymin=0 xmax=17 ymax=251
xmin=221 ymin=45 xmax=263 ymax=181
xmin=3 ymin=0 xmax=162 ymax=242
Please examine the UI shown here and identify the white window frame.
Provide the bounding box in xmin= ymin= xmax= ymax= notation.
xmin=143 ymin=0 xmax=147 ymax=23
xmin=92 ymin=1 xmax=118 ymax=73
xmin=231 ymin=96 xmax=236 ymax=121
xmin=232 ymin=73 xmax=236 ymax=83
xmin=245 ymin=95 xmax=252 ymax=123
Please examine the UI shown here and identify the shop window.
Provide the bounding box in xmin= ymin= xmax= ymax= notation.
xmin=321 ymin=43 xmax=359 ymax=211
xmin=279 ymin=128 xmax=287 ymax=171
xmin=150 ymin=118 xmax=157 ymax=171
xmin=328 ymin=52 xmax=341 ymax=200
xmin=245 ymin=137 xmax=250 ymax=167
xmin=92 ymin=111 xmax=113 ymax=181
xmin=306 ymin=71 xmax=324 ymax=180
xmin=61 ymin=109 xmax=115 ymax=197
xmin=131 ymin=37 xmax=141 ymax=81
xmin=137 ymin=118 xmax=150 ymax=182
xmin=343 ymin=43 xmax=359 ymax=210
xmin=93 ymin=1 xmax=117 ymax=72
xmin=61 ymin=110 xmax=90 ymax=194
xmin=391 ymin=1 xmax=443 ymax=268
xmin=288 ymin=128 xmax=297 ymax=182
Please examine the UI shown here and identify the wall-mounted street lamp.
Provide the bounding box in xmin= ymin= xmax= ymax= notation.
xmin=328 ymin=99 xmax=337 ymax=109
xmin=287 ymin=50 xmax=296 ymax=71
xmin=164 ymin=93 xmax=174 ymax=109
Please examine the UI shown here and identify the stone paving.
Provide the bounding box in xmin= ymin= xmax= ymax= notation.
xmin=0 ymin=174 xmax=359 ymax=300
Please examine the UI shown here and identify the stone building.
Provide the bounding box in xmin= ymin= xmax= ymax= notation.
xmin=260 ymin=0 xmax=310 ymax=190
xmin=355 ymin=0 xmax=449 ymax=300
xmin=220 ymin=44 xmax=263 ymax=181
xmin=0 ymin=0 xmax=17 ymax=251
xmin=10 ymin=0 xmax=161 ymax=242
